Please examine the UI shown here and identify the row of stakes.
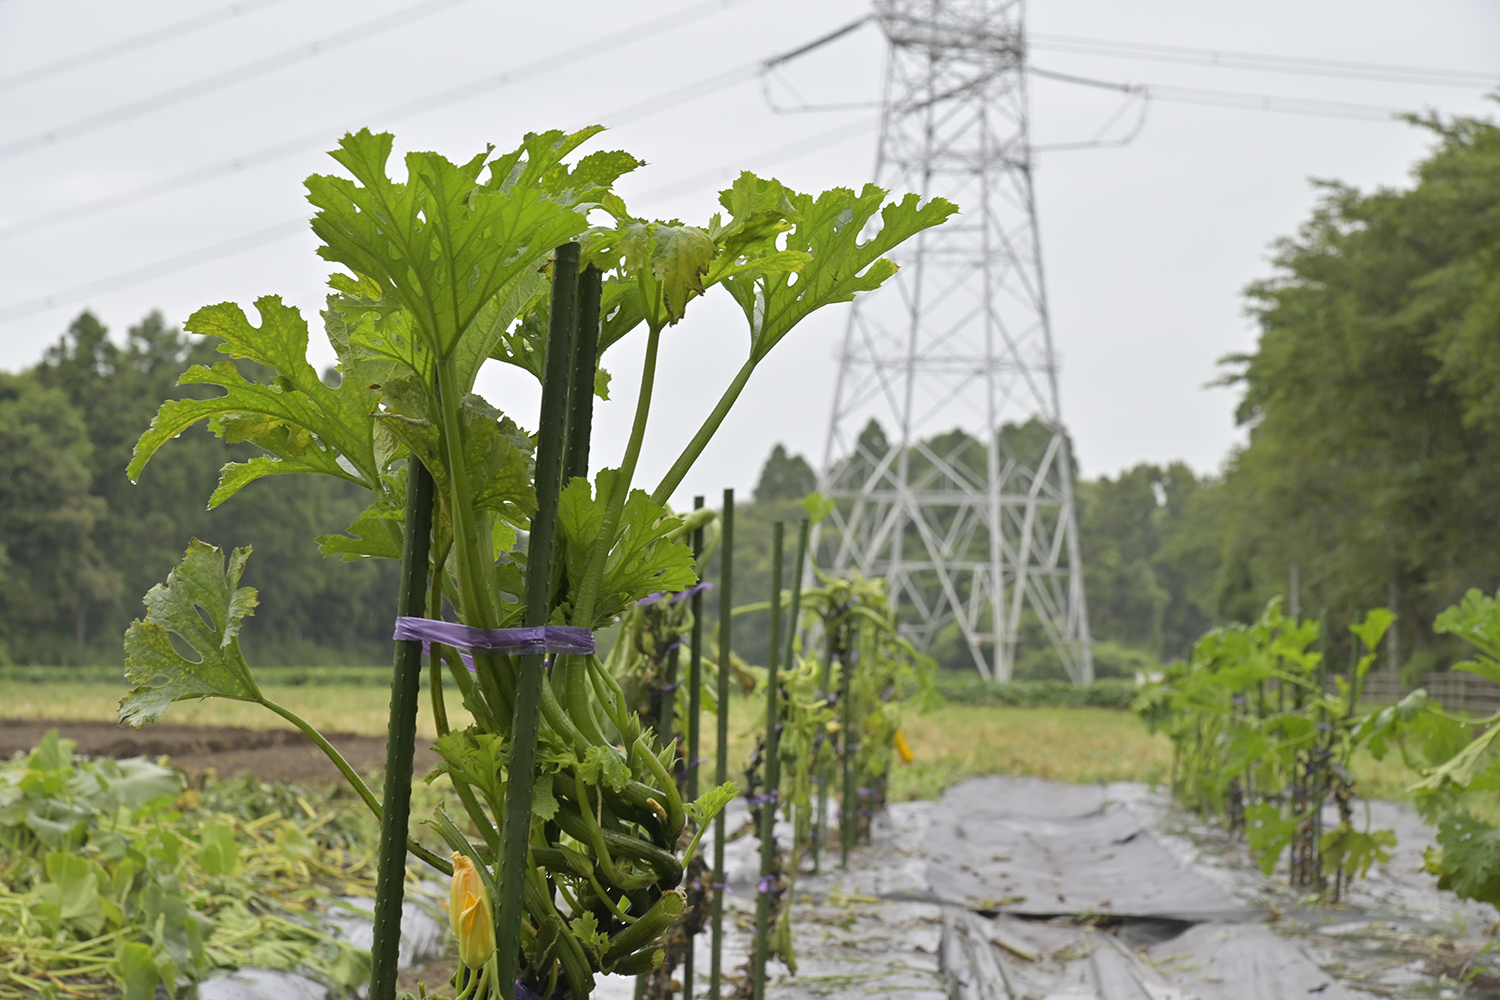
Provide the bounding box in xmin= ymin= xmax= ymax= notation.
xmin=646 ymin=504 xmax=864 ymax=1000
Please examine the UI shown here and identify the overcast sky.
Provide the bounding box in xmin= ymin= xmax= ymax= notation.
xmin=0 ymin=0 xmax=1496 ymax=510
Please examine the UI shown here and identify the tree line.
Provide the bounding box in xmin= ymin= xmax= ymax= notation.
xmin=0 ymin=312 xmax=398 ymax=665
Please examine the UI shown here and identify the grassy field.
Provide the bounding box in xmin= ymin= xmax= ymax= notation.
xmin=0 ymin=681 xmax=476 ymax=740
xmin=3 ymin=680 xmax=1440 ymax=804
xmin=1 ymin=680 xmax=1182 ymax=798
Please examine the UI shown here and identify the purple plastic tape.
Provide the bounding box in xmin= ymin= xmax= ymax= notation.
xmin=635 ymin=580 xmax=714 ymax=607
xmin=392 ymin=616 xmax=595 ymax=657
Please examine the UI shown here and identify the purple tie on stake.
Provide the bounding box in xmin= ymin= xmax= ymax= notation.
xmin=391 ymin=616 xmax=595 ymax=670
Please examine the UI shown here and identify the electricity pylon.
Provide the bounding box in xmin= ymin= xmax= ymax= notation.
xmin=815 ymin=0 xmax=1092 ymax=682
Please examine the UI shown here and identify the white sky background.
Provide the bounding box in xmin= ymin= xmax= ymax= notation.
xmin=0 ymin=0 xmax=1496 ymax=511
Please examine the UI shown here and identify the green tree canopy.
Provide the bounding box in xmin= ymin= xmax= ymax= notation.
xmin=1210 ymin=114 xmax=1500 ymax=675
xmin=753 ymin=444 xmax=817 ymax=502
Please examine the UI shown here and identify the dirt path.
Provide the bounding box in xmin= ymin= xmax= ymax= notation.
xmin=0 ymin=719 xmax=441 ymax=784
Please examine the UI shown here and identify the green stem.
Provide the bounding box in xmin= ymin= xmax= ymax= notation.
xmin=262 ymin=698 xmax=383 ymax=818
xmin=258 ymin=697 xmax=450 ymax=873
xmin=370 ymin=459 xmax=436 ymax=1000
xmin=435 ymin=353 xmax=497 ymax=634
xmin=428 ymin=542 xmax=453 ymax=739
xmin=651 ymin=357 xmax=756 ymax=507
xmin=573 ymin=322 xmax=665 ymax=627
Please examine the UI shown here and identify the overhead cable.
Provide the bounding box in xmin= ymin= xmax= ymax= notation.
xmin=0 ymin=0 xmax=291 ymax=95
xmin=632 ymin=118 xmax=879 ymax=205
xmin=0 ymin=0 xmax=478 ymax=163
xmin=0 ymin=115 xmax=880 ymax=326
xmin=0 ymin=0 xmax=758 ymax=244
xmin=1030 ymin=32 xmax=1499 ymax=90
xmin=0 ymin=219 xmax=308 ymax=325
xmin=0 ymin=0 xmax=779 ymax=324
xmin=1031 ymin=66 xmax=1412 ymax=122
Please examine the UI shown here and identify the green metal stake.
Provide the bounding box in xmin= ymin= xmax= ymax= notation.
xmin=368 ymin=459 xmax=435 ymax=1000
xmin=783 ymin=520 xmax=809 ymax=670
xmin=752 ymin=523 xmax=784 ymax=1000
xmin=1313 ymin=609 xmax=1329 ymax=889
xmin=782 ymin=520 xmax=809 ymax=874
xmin=709 ymin=489 xmax=734 ymax=1000
xmin=841 ymin=620 xmax=859 ymax=868
xmin=683 ymin=494 xmax=706 ymax=1000
xmin=497 ymin=242 xmax=579 ymax=1000
xmin=565 ymin=265 xmax=602 ymax=483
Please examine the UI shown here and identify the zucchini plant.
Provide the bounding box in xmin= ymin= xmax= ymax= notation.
xmin=1135 ymin=599 xmax=1396 ymax=894
xmin=1359 ymin=587 xmax=1500 ymax=911
xmin=117 ymin=126 xmax=955 ymax=1000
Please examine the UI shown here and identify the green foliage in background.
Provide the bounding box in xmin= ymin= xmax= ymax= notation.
xmin=1190 ymin=115 xmax=1500 ymax=677
xmin=0 ymin=311 xmax=400 ymax=666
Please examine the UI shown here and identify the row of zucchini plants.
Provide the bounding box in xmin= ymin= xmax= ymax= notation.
xmin=601 ymin=499 xmax=934 ymax=1000
xmin=1135 ymin=587 xmax=1500 ymax=912
xmin=105 ymin=125 xmax=954 ymax=1000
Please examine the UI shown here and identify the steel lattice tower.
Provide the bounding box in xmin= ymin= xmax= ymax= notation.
xmin=815 ymin=0 xmax=1092 ymax=681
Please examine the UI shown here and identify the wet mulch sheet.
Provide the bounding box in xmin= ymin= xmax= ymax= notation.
xmin=0 ymin=718 xmax=440 ymax=783
xmin=710 ymin=777 xmax=1499 ymax=1000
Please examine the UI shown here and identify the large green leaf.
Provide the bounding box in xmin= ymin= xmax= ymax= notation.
xmin=307 ymin=129 xmax=591 ymax=360
xmin=127 ymin=297 xmax=384 ymax=506
xmin=1320 ymin=822 xmax=1395 ymax=880
xmin=717 ymin=177 xmax=958 ymax=361
xmin=119 ymin=540 xmax=263 ymax=727
xmin=1430 ymin=810 xmax=1500 ymax=906
xmin=316 ymin=475 xmax=406 ymax=561
xmin=557 ymin=470 xmax=697 ymax=628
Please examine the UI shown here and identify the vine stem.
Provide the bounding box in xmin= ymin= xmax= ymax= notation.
xmin=258 ymin=698 xmax=450 ymax=873
xmin=572 ymin=321 xmax=664 ymax=627
xmin=651 ymin=358 xmax=755 ymax=508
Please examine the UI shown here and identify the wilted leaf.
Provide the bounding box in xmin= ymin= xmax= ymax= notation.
xmin=119 ymin=540 xmax=263 ymax=727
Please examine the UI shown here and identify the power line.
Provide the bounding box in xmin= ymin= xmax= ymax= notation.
xmin=0 ymin=0 xmax=758 ymax=244
xmin=0 ymin=113 xmax=878 ymax=327
xmin=1031 ymin=66 xmax=1415 ymax=122
xmin=1030 ymin=32 xmax=1500 ymax=90
xmin=0 ymin=0 xmax=775 ymax=326
xmin=0 ymin=0 xmax=291 ymax=96
xmin=0 ymin=0 xmax=477 ymax=163
xmin=632 ymin=118 xmax=879 ymax=205
xmin=1146 ymin=82 xmax=1409 ymax=121
xmin=0 ymin=219 xmax=308 ymax=325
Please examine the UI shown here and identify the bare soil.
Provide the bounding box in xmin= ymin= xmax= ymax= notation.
xmin=0 ymin=719 xmax=441 ymax=785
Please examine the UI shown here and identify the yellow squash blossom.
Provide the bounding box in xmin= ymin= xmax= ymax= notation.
xmin=449 ymin=852 xmax=496 ymax=968
xmin=894 ymin=729 xmax=914 ymax=764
